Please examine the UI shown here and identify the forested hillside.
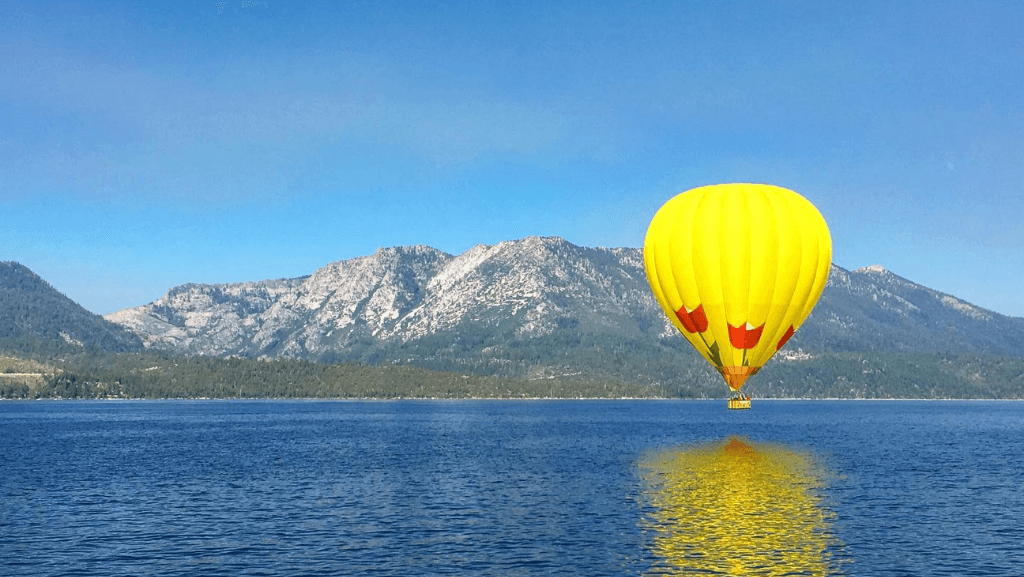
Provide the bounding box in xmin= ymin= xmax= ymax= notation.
xmin=0 ymin=262 xmax=143 ymax=354
xmin=2 ymin=350 xmax=1021 ymax=400
xmin=0 ymin=352 xmax=657 ymax=400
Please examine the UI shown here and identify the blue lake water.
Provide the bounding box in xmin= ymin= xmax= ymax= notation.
xmin=2 ymin=400 xmax=1023 ymax=576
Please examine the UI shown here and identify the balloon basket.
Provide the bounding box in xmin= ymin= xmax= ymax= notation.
xmin=727 ymin=395 xmax=751 ymax=410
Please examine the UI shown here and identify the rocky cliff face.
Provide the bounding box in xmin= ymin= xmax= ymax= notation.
xmin=105 ymin=238 xmax=665 ymax=360
xmin=105 ymin=237 xmax=1024 ymax=371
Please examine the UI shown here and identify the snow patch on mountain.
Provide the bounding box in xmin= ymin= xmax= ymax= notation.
xmin=939 ymin=295 xmax=992 ymax=321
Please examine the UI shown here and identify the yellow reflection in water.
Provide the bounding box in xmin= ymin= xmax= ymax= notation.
xmin=639 ymin=437 xmax=845 ymax=576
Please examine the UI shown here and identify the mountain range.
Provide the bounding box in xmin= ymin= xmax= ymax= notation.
xmin=100 ymin=237 xmax=1024 ymax=388
xmin=4 ymin=237 xmax=1022 ymax=397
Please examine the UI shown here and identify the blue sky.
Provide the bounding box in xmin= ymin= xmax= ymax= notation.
xmin=2 ymin=1 xmax=1023 ymax=317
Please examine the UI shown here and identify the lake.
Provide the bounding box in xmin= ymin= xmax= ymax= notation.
xmin=2 ymin=400 xmax=1022 ymax=576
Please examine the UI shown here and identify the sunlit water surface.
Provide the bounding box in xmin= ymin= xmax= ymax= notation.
xmin=2 ymin=400 xmax=1022 ymax=576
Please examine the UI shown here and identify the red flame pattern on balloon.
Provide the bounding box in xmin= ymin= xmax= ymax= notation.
xmin=675 ymin=304 xmax=709 ymax=333
xmin=728 ymin=322 xmax=764 ymax=350
xmin=776 ymin=325 xmax=796 ymax=351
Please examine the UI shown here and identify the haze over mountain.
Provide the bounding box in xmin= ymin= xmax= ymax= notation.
xmin=102 ymin=237 xmax=1024 ymax=384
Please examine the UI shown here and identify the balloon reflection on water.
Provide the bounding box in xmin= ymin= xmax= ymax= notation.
xmin=638 ymin=437 xmax=847 ymax=576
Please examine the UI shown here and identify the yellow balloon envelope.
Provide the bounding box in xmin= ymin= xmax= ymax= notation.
xmin=644 ymin=183 xmax=831 ymax=391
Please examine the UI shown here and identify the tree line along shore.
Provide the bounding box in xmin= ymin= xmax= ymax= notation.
xmin=2 ymin=349 xmax=1022 ymax=400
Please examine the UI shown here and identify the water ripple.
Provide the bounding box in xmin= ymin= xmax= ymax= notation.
xmin=3 ymin=400 xmax=1024 ymax=575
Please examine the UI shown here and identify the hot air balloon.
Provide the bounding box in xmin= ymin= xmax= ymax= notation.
xmin=643 ymin=184 xmax=831 ymax=409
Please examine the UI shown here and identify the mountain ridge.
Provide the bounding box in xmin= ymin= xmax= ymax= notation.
xmin=102 ymin=237 xmax=1024 ymax=374
xmin=4 ymin=242 xmax=1023 ymax=398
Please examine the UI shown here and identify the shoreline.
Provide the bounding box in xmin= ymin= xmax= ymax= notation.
xmin=5 ymin=396 xmax=1023 ymax=402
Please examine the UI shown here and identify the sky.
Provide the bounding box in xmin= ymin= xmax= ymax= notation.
xmin=2 ymin=1 xmax=1023 ymax=318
